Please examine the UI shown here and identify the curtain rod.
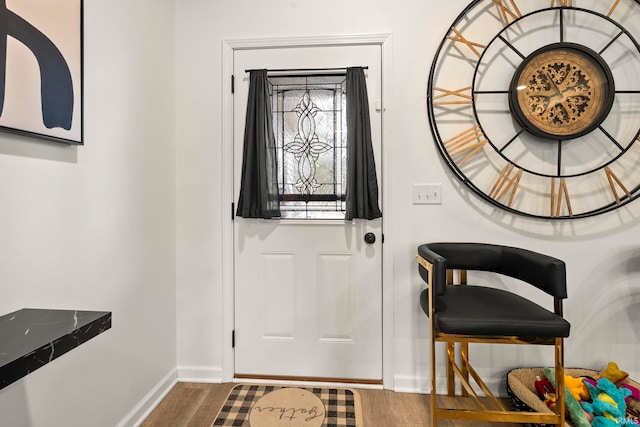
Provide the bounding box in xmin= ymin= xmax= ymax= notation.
xmin=245 ymin=66 xmax=368 ymax=73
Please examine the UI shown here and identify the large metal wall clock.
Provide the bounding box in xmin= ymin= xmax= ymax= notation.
xmin=427 ymin=0 xmax=640 ymax=219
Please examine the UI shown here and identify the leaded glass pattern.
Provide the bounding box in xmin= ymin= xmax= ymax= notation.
xmin=269 ymin=74 xmax=347 ymax=219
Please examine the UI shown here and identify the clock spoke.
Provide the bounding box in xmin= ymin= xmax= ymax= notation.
xmin=556 ymin=140 xmax=562 ymax=177
xmin=498 ymin=129 xmax=525 ymax=153
xmin=598 ymin=30 xmax=624 ymax=56
xmin=599 ymin=126 xmax=625 ymax=151
xmin=559 ymin=8 xmax=564 ymax=43
xmin=497 ymin=35 xmax=526 ymax=60
xmin=474 ymin=90 xmax=509 ymax=94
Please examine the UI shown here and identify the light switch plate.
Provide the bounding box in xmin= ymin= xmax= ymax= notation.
xmin=413 ymin=184 xmax=442 ymax=205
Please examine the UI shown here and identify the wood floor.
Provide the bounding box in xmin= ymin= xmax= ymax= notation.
xmin=141 ymin=382 xmax=521 ymax=427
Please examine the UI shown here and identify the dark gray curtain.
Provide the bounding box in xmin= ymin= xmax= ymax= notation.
xmin=236 ymin=69 xmax=281 ymax=219
xmin=345 ymin=67 xmax=382 ymax=220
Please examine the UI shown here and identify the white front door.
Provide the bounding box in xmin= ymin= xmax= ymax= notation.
xmin=233 ymin=44 xmax=383 ymax=381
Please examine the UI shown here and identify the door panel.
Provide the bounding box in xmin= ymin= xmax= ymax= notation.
xmin=233 ymin=44 xmax=382 ymax=380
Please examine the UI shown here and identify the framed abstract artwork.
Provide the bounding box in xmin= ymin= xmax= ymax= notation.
xmin=0 ymin=0 xmax=83 ymax=144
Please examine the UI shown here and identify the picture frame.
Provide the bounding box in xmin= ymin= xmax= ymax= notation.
xmin=0 ymin=0 xmax=83 ymax=144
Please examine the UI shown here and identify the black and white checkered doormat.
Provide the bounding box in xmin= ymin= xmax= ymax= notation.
xmin=212 ymin=384 xmax=362 ymax=426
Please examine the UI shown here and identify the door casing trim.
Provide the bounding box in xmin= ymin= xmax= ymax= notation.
xmin=221 ymin=33 xmax=394 ymax=389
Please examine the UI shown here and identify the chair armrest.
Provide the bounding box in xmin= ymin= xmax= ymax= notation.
xmin=417 ymin=244 xmax=448 ymax=296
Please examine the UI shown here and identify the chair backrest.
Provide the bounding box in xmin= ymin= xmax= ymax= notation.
xmin=418 ymin=242 xmax=567 ymax=299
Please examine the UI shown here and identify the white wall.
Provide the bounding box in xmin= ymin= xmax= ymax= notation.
xmin=0 ymin=1 xmax=177 ymax=426
xmin=175 ymin=0 xmax=640 ymax=393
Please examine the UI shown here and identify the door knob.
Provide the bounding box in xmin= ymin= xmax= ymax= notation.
xmin=364 ymin=232 xmax=376 ymax=244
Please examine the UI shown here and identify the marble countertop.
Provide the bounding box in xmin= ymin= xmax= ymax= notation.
xmin=0 ymin=308 xmax=111 ymax=390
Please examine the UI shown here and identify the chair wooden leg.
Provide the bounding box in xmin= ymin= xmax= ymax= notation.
xmin=458 ymin=270 xmax=469 ymax=397
xmin=430 ymin=323 xmax=437 ymax=426
xmin=460 ymin=342 xmax=469 ymax=397
xmin=446 ymin=342 xmax=455 ymax=396
xmin=554 ymin=337 xmax=565 ymax=427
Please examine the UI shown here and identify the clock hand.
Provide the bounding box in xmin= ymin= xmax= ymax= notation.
xmin=545 ymin=71 xmax=563 ymax=97
xmin=560 ymin=80 xmax=589 ymax=98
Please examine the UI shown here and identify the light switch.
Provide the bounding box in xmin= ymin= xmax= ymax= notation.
xmin=413 ymin=184 xmax=442 ymax=205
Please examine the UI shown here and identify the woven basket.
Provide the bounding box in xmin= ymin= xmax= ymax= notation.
xmin=507 ymin=368 xmax=594 ymax=427
xmin=507 ymin=368 xmax=640 ymax=427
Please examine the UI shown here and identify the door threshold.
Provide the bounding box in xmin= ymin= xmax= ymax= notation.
xmin=234 ymin=374 xmax=383 ymax=389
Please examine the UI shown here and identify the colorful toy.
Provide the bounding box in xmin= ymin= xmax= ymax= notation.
xmin=582 ymin=377 xmax=636 ymax=427
xmin=565 ymin=374 xmax=591 ymax=401
xmin=621 ymin=383 xmax=640 ymax=401
xmin=597 ymin=362 xmax=629 ymax=384
xmin=544 ymin=367 xmax=592 ymax=427
xmin=584 ymin=377 xmax=640 ymax=405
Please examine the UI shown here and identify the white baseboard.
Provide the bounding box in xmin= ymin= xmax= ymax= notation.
xmin=393 ymin=374 xmax=429 ymax=394
xmin=393 ymin=374 xmax=505 ymax=397
xmin=116 ymin=366 xmax=224 ymax=427
xmin=177 ymin=365 xmax=224 ymax=383
xmin=117 ymin=368 xmax=178 ymax=427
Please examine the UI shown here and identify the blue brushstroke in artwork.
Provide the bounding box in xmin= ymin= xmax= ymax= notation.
xmin=0 ymin=0 xmax=74 ymax=130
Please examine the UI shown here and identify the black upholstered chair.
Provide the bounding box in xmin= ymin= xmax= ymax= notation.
xmin=417 ymin=242 xmax=570 ymax=426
